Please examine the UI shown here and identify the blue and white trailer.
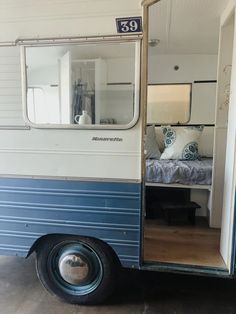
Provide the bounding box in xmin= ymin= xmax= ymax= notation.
xmin=0 ymin=0 xmax=235 ymax=304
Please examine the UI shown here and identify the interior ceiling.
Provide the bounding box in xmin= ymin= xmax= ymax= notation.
xmin=149 ymin=0 xmax=229 ymax=55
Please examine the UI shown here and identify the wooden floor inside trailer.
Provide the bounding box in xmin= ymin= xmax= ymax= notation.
xmin=144 ymin=219 xmax=226 ymax=268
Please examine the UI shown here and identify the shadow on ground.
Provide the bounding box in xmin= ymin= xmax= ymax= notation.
xmin=0 ymin=255 xmax=236 ymax=314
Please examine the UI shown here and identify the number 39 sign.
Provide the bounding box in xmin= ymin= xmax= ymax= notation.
xmin=116 ymin=17 xmax=142 ymax=33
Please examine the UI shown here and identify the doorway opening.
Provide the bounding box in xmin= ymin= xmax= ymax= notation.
xmin=143 ymin=0 xmax=235 ymax=270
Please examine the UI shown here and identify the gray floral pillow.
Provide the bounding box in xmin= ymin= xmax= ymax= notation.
xmin=145 ymin=125 xmax=161 ymax=159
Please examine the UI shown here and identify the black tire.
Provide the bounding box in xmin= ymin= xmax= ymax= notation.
xmin=35 ymin=235 xmax=120 ymax=305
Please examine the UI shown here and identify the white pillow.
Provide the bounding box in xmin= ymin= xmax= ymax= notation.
xmin=145 ymin=125 xmax=161 ymax=159
xmin=160 ymin=126 xmax=204 ymax=160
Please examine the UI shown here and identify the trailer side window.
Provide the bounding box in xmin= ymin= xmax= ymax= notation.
xmin=23 ymin=40 xmax=140 ymax=129
xmin=147 ymin=84 xmax=192 ymax=124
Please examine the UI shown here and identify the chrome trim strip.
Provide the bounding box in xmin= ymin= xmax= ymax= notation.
xmin=0 ymin=126 xmax=30 ymax=130
xmin=16 ymin=34 xmax=143 ymax=46
xmin=0 ymin=174 xmax=141 ymax=184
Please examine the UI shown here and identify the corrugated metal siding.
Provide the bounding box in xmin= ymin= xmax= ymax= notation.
xmin=0 ymin=177 xmax=141 ymax=268
xmin=0 ymin=46 xmax=24 ymax=126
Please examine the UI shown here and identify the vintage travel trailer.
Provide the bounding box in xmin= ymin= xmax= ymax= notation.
xmin=0 ymin=0 xmax=235 ymax=305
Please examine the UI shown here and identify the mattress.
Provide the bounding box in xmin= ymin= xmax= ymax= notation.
xmin=146 ymin=158 xmax=213 ymax=185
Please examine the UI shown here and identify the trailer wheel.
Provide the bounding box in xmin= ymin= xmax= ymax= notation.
xmin=35 ymin=236 xmax=120 ymax=305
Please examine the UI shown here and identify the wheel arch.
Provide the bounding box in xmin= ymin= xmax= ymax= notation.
xmin=27 ymin=233 xmax=121 ymax=266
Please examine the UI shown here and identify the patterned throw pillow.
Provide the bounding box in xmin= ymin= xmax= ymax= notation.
xmin=160 ymin=126 xmax=204 ymax=160
xmin=145 ymin=125 xmax=161 ymax=159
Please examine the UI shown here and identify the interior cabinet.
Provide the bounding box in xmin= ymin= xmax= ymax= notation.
xmin=189 ymin=82 xmax=217 ymax=124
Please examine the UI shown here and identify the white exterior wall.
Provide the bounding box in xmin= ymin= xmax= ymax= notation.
xmin=0 ymin=0 xmax=142 ymax=181
xmin=0 ymin=0 xmax=141 ymax=41
xmin=0 ymin=47 xmax=23 ymax=126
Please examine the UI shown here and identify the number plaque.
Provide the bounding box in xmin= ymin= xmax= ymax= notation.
xmin=116 ymin=17 xmax=142 ymax=33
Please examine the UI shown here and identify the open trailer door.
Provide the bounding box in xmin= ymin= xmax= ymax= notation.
xmin=215 ymin=0 xmax=236 ymax=274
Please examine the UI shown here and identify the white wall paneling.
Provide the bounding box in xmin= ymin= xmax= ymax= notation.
xmin=149 ymin=0 xmax=229 ymax=55
xmin=0 ymin=1 xmax=142 ymax=181
xmin=0 ymin=46 xmax=24 ymax=126
xmin=0 ymin=125 xmax=142 ymax=180
xmin=190 ymin=83 xmax=216 ymax=125
xmin=0 ymin=0 xmax=141 ymax=41
xmin=191 ymin=189 xmax=209 ymax=217
xmin=148 ymin=54 xmax=218 ymax=84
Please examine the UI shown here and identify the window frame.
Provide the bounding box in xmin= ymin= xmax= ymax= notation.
xmin=20 ymin=36 xmax=142 ymax=130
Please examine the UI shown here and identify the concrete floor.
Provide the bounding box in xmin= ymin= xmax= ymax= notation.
xmin=0 ymin=256 xmax=236 ymax=314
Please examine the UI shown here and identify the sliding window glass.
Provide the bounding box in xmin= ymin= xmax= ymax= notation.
xmin=23 ymin=39 xmax=140 ymax=129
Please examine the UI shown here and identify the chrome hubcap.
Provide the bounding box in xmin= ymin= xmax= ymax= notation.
xmin=58 ymin=253 xmax=90 ymax=285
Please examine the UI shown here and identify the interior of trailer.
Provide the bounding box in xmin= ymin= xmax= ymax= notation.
xmin=143 ymin=0 xmax=236 ymax=270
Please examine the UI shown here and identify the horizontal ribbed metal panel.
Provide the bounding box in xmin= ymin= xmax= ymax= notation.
xmin=0 ymin=47 xmax=25 ymax=126
xmin=0 ymin=177 xmax=141 ymax=268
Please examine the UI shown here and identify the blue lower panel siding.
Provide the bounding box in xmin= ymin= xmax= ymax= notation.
xmin=0 ymin=178 xmax=142 ymax=268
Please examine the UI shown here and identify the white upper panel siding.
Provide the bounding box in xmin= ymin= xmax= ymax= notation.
xmin=0 ymin=0 xmax=142 ymax=181
xmin=0 ymin=0 xmax=141 ymax=41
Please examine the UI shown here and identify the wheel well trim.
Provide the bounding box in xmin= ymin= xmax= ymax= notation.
xmin=27 ymin=233 xmax=121 ymax=266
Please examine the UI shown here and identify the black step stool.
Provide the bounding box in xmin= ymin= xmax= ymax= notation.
xmin=160 ymin=201 xmax=201 ymax=225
